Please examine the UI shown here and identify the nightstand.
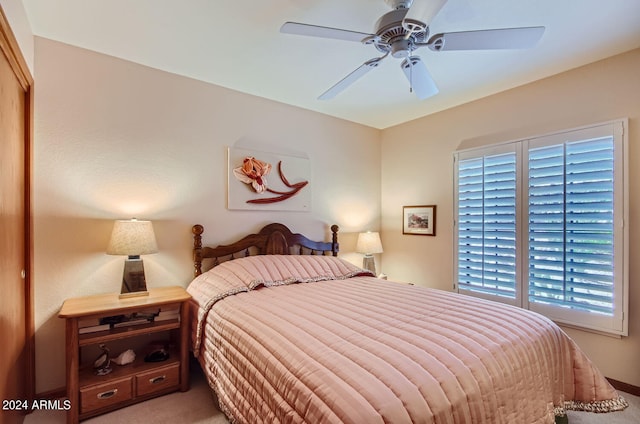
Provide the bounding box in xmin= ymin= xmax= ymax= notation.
xmin=58 ymin=286 xmax=191 ymax=423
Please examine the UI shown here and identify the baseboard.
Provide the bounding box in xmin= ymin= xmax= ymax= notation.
xmin=35 ymin=387 xmax=66 ymax=401
xmin=607 ymin=378 xmax=640 ymax=396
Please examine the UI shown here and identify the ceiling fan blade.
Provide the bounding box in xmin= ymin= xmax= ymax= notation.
xmin=428 ymin=26 xmax=545 ymax=51
xmin=280 ymin=22 xmax=373 ymax=42
xmin=401 ymin=56 xmax=439 ymax=100
xmin=319 ymin=57 xmax=384 ymax=100
xmin=403 ymin=0 xmax=447 ymax=31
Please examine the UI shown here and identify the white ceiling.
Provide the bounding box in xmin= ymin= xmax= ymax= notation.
xmin=22 ymin=0 xmax=640 ymax=129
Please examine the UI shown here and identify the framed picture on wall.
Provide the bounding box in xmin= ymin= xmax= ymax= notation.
xmin=403 ymin=205 xmax=436 ymax=236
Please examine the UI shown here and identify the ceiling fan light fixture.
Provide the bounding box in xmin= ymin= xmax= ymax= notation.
xmin=401 ymin=56 xmax=438 ymax=100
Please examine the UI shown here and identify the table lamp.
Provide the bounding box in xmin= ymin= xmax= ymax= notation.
xmin=356 ymin=231 xmax=383 ymax=275
xmin=107 ymin=218 xmax=158 ymax=298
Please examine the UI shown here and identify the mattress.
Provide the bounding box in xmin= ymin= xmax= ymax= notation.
xmin=187 ymin=255 xmax=627 ymax=423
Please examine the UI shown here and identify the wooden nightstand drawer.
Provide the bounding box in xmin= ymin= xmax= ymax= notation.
xmin=136 ymin=363 xmax=180 ymax=397
xmin=80 ymin=377 xmax=133 ymax=414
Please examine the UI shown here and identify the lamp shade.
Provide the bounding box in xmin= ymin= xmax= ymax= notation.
xmin=107 ymin=219 xmax=158 ymax=256
xmin=356 ymin=231 xmax=383 ymax=255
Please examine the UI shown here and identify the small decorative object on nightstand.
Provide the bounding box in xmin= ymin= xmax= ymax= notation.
xmin=93 ymin=344 xmax=112 ymax=376
xmin=59 ymin=286 xmax=191 ymax=424
xmin=356 ymin=231 xmax=383 ymax=275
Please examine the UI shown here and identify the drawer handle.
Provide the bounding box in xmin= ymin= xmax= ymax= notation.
xmin=149 ymin=375 xmax=166 ymax=384
xmin=97 ymin=389 xmax=118 ymax=399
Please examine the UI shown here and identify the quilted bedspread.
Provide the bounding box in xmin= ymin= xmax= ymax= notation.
xmin=187 ymin=255 xmax=627 ymax=424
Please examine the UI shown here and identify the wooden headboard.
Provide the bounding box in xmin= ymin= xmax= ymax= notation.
xmin=192 ymin=223 xmax=339 ymax=276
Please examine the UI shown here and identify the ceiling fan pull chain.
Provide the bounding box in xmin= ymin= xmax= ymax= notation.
xmin=409 ymin=58 xmax=413 ymax=93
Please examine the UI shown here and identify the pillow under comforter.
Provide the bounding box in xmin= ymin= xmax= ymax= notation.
xmin=188 ymin=255 xmax=374 ymax=351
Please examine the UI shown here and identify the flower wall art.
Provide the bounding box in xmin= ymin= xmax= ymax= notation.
xmin=227 ymin=147 xmax=311 ymax=211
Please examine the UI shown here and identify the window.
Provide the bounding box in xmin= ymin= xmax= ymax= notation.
xmin=454 ymin=121 xmax=627 ymax=336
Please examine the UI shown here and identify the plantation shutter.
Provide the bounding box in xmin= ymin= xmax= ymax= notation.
xmin=456 ymin=147 xmax=518 ymax=302
xmin=525 ymin=122 xmax=625 ymax=333
xmin=527 ymin=137 xmax=614 ymax=313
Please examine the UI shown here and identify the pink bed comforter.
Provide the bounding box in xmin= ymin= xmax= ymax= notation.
xmin=187 ymin=255 xmax=627 ymax=424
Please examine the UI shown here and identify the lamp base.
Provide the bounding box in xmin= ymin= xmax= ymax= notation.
xmin=362 ymin=255 xmax=377 ymax=276
xmin=119 ymin=290 xmax=149 ymax=299
xmin=119 ymin=257 xmax=149 ymax=298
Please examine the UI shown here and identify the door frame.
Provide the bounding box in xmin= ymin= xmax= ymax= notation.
xmin=0 ymin=3 xmax=35 ymax=403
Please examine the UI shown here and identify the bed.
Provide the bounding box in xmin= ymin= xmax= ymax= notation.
xmin=187 ymin=223 xmax=627 ymax=424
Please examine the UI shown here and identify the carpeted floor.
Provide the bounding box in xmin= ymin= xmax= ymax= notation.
xmin=26 ymin=359 xmax=640 ymax=423
xmin=566 ymin=392 xmax=640 ymax=424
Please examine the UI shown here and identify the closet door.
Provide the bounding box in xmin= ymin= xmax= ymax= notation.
xmin=0 ymin=6 xmax=33 ymax=424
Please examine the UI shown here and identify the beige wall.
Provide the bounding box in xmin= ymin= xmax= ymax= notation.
xmin=33 ymin=37 xmax=381 ymax=393
xmin=381 ymin=48 xmax=640 ymax=386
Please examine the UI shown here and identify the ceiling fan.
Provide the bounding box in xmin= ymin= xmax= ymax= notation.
xmin=280 ymin=0 xmax=544 ymax=100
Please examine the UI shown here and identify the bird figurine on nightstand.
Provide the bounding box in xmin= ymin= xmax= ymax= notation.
xmin=93 ymin=344 xmax=112 ymax=375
